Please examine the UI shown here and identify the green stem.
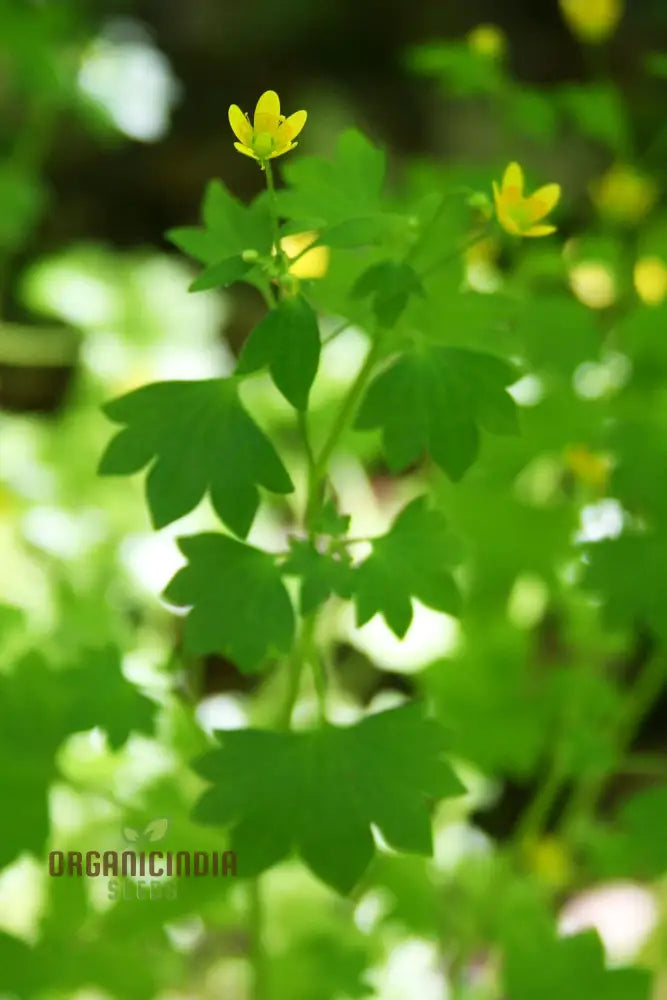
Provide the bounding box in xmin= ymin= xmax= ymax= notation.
xmin=297 ymin=410 xmax=315 ymax=478
xmin=307 ymin=334 xmax=384 ymax=522
xmin=420 ymin=226 xmax=491 ymax=279
xmin=258 ymin=281 xmax=278 ymax=309
xmin=514 ymin=753 xmax=565 ymax=848
xmin=303 ymin=614 xmax=327 ymax=723
xmin=620 ymin=753 xmax=667 ymax=777
xmin=322 ymin=318 xmax=350 ymax=346
xmin=0 ymin=99 xmax=58 ymax=315
xmin=248 ymin=878 xmax=268 ymax=1000
xmin=264 ymin=160 xmax=282 ymax=264
xmin=561 ymin=653 xmax=666 ymax=838
xmin=277 ymin=641 xmax=305 ymax=732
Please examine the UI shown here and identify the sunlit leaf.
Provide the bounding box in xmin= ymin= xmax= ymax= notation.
xmin=355 ymin=346 xmax=519 ymax=479
xmin=164 ymin=533 xmax=295 ymax=671
xmin=99 ymin=379 xmax=294 ymax=537
xmin=193 ymin=702 xmax=464 ymax=893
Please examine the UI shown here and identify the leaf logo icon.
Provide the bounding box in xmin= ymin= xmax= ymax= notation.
xmin=121 ymin=817 xmax=169 ymax=846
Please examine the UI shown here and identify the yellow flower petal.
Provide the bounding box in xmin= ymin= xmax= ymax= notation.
xmin=268 ymin=141 xmax=297 ymax=159
xmin=228 ymin=104 xmax=252 ymax=145
xmin=234 ymin=141 xmax=258 ymax=160
xmin=502 ymin=161 xmax=524 ymax=196
xmin=560 ymin=0 xmax=623 ymax=43
xmin=634 ymin=256 xmax=667 ymax=306
xmin=497 ymin=204 xmax=522 ymax=236
xmin=276 ymin=109 xmax=307 ymax=146
xmin=254 ymin=90 xmax=281 ymax=130
xmin=524 ymin=223 xmax=557 ymax=237
xmin=527 ymin=183 xmax=561 ymax=221
xmin=281 ymin=232 xmax=330 ymax=279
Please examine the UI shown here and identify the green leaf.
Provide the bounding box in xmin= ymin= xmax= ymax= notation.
xmin=282 ymin=538 xmax=354 ymax=614
xmin=406 ymin=41 xmax=503 ymax=96
xmin=505 ymin=88 xmax=558 ymax=142
xmin=310 ymin=499 xmax=351 ymax=537
xmin=65 ymin=646 xmax=156 ymax=750
xmin=192 ymin=702 xmax=464 ymax=893
xmin=354 ymin=497 xmax=461 ymax=637
xmin=0 ymin=932 xmax=40 ymax=995
xmin=0 ymin=164 xmax=46 ymax=253
xmin=0 ymin=650 xmax=155 ymax=867
xmin=320 ymin=215 xmax=404 ymax=248
xmin=559 ymin=83 xmax=630 ymax=154
xmin=237 ymin=296 xmax=321 ymax=411
xmin=352 ymin=260 xmax=424 ymax=326
xmin=645 ymin=51 xmax=667 ymax=79
xmin=607 ymin=421 xmax=667 ymax=522
xmin=503 ymin=927 xmax=650 ymax=1000
xmin=164 ymin=533 xmax=295 ymax=671
xmin=277 ymin=129 xmax=386 ymax=229
xmin=166 ymin=179 xmax=272 ymax=264
xmin=189 ymin=255 xmax=252 ymax=291
xmin=166 ymin=226 xmax=222 ymax=263
xmin=607 ymin=785 xmax=667 ymax=878
xmin=0 ymin=655 xmax=69 ymax=866
xmin=99 ymin=379 xmax=294 ymax=537
xmin=511 ymin=295 xmax=600 ymax=375
xmin=426 ymin=642 xmax=554 ymax=778
xmin=273 ymin=932 xmax=372 ymax=1000
xmin=583 ymin=531 xmax=667 ymax=640
xmin=355 ymin=346 xmax=519 ymax=479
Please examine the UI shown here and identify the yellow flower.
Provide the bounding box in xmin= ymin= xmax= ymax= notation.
xmin=492 ymin=162 xmax=561 ymax=237
xmin=467 ymin=23 xmax=507 ymax=60
xmin=559 ymin=0 xmax=623 ymax=43
xmin=590 ymin=164 xmax=658 ymax=225
xmin=228 ymin=90 xmax=307 ymax=165
xmin=634 ymin=256 xmax=667 ymax=306
xmin=569 ymin=261 xmax=617 ymax=309
xmin=280 ymin=231 xmax=330 ymax=280
xmin=564 ymin=443 xmax=611 ymax=491
xmin=523 ymin=836 xmax=573 ymax=890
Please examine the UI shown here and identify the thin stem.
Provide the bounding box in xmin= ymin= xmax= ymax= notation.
xmin=514 ymin=752 xmax=565 ymax=848
xmin=248 ymin=878 xmax=268 ymax=1000
xmin=307 ymin=334 xmax=384 ymax=522
xmin=406 ymin=187 xmax=477 ymax=265
xmin=297 ymin=409 xmax=315 ymax=476
xmin=284 ymin=235 xmax=322 ymax=269
xmin=263 ymin=160 xmax=280 ymax=249
xmin=420 ymin=226 xmax=491 ymax=279
xmin=277 ymin=642 xmax=305 ymax=731
xmin=258 ymin=281 xmax=278 ymax=309
xmin=303 ymin=614 xmax=327 ymax=723
xmin=620 ymin=754 xmax=667 ymax=777
xmin=560 ymin=653 xmax=666 ymax=838
xmin=322 ymin=319 xmax=350 ymax=346
xmin=0 ymin=99 xmax=58 ymax=314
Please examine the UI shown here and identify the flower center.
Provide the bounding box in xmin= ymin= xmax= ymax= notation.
xmin=252 ymin=131 xmax=275 ymax=159
xmin=507 ymin=201 xmax=534 ymax=232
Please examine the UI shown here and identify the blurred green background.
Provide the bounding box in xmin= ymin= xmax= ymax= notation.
xmin=3 ymin=1 xmax=667 ymax=999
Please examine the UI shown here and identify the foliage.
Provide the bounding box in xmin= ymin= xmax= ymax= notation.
xmin=2 ymin=2 xmax=667 ymax=999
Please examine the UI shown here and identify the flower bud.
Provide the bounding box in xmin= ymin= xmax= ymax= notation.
xmin=467 ymin=191 xmax=493 ymax=221
xmin=467 ymin=23 xmax=507 ymax=60
xmin=279 ymin=273 xmax=301 ymax=297
xmin=559 ymin=0 xmax=623 ymax=44
xmin=590 ymin=164 xmax=657 ymax=225
xmin=634 ymin=256 xmax=667 ymax=306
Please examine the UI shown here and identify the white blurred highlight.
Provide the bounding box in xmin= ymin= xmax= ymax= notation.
xmin=558 ymin=882 xmax=658 ymax=966
xmin=78 ymin=20 xmax=179 ymax=142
